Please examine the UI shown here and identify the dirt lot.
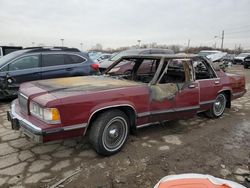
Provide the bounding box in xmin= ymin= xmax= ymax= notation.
xmin=0 ymin=65 xmax=250 ymax=188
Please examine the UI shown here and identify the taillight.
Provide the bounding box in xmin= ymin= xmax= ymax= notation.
xmin=91 ymin=63 xmax=99 ymax=71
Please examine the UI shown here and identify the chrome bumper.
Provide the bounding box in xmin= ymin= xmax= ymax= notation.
xmin=7 ymin=100 xmax=88 ymax=143
xmin=7 ymin=101 xmax=43 ymax=142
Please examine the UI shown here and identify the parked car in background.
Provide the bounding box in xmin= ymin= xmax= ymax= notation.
xmin=88 ymin=51 xmax=102 ymax=61
xmin=0 ymin=47 xmax=98 ymax=99
xmin=198 ymin=50 xmax=222 ymax=57
xmin=198 ymin=50 xmax=231 ymax=68
xmin=0 ymin=46 xmax=23 ymax=58
xmin=233 ymin=53 xmax=250 ymax=64
xmin=243 ymin=55 xmax=250 ymax=69
xmin=223 ymin=54 xmax=235 ymax=63
xmin=206 ymin=52 xmax=227 ymax=62
xmin=99 ymin=48 xmax=174 ymax=72
xmin=8 ymin=54 xmax=246 ymax=156
xmin=94 ymin=53 xmax=112 ymax=63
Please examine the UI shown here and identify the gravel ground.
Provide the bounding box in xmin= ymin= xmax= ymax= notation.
xmin=0 ymin=65 xmax=249 ymax=188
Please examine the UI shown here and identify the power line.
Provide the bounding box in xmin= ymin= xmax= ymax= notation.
xmin=225 ymin=24 xmax=250 ymax=31
xmin=226 ymin=29 xmax=250 ymax=35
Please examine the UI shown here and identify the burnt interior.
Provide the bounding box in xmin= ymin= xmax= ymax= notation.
xmin=106 ymin=58 xmax=160 ymax=83
xmin=106 ymin=57 xmax=194 ymax=85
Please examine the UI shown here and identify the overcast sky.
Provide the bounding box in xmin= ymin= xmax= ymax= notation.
xmin=0 ymin=0 xmax=250 ymax=50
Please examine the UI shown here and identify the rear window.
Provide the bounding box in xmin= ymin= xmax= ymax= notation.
xmin=64 ymin=54 xmax=85 ymax=64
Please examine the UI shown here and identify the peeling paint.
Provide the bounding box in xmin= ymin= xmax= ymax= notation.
xmin=150 ymin=83 xmax=178 ymax=102
xmin=34 ymin=76 xmax=141 ymax=92
xmin=149 ymin=59 xmax=193 ymax=102
xmin=183 ymin=61 xmax=193 ymax=82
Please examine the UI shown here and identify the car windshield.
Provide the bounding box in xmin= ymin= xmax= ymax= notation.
xmin=0 ymin=50 xmax=25 ymax=68
xmin=237 ymin=53 xmax=250 ymax=57
xmin=110 ymin=50 xmax=141 ymax=61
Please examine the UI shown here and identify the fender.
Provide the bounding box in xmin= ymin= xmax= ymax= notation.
xmin=84 ymin=101 xmax=137 ymax=134
xmin=217 ymin=87 xmax=232 ymax=96
xmin=217 ymin=87 xmax=232 ymax=108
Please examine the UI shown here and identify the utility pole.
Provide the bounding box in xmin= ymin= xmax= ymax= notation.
xmin=60 ymin=39 xmax=64 ymax=47
xmin=215 ymin=30 xmax=224 ymax=49
xmin=221 ymin=30 xmax=224 ymax=49
xmin=187 ymin=39 xmax=190 ymax=53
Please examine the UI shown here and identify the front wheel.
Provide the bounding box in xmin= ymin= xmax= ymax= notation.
xmin=89 ymin=109 xmax=129 ymax=156
xmin=206 ymin=93 xmax=227 ymax=118
xmin=244 ymin=65 xmax=248 ymax=69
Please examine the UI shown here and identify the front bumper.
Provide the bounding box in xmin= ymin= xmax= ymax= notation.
xmin=7 ymin=101 xmax=43 ymax=142
xmin=7 ymin=100 xmax=87 ymax=143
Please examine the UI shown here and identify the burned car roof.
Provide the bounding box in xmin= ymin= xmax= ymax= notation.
xmin=120 ymin=54 xmax=199 ymax=59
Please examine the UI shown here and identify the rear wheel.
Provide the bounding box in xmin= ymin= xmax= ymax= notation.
xmin=206 ymin=93 xmax=227 ymax=118
xmin=244 ymin=64 xmax=248 ymax=69
xmin=89 ymin=109 xmax=129 ymax=156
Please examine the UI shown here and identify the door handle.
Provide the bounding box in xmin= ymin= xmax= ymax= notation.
xmin=188 ymin=84 xmax=196 ymax=89
xmin=214 ymin=80 xmax=220 ymax=84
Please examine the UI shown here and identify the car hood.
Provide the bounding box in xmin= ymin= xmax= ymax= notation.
xmin=206 ymin=52 xmax=227 ymax=62
xmin=23 ymin=76 xmax=142 ymax=95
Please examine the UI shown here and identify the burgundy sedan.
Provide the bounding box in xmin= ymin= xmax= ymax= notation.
xmin=8 ymin=54 xmax=246 ymax=155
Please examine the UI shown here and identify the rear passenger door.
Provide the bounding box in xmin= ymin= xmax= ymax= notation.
xmin=193 ymin=58 xmax=221 ymax=110
xmin=149 ymin=59 xmax=199 ymax=122
xmin=64 ymin=54 xmax=88 ymax=75
xmin=41 ymin=53 xmax=87 ymax=79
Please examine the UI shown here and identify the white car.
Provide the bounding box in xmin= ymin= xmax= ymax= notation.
xmin=233 ymin=53 xmax=250 ymax=64
xmin=94 ymin=53 xmax=112 ymax=63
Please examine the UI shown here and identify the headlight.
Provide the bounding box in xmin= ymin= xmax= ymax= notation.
xmin=29 ymin=101 xmax=61 ymax=124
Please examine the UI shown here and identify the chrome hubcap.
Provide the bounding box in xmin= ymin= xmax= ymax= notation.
xmin=102 ymin=117 xmax=128 ymax=152
xmin=213 ymin=94 xmax=226 ymax=116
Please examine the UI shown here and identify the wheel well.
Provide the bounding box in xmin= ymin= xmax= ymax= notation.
xmin=87 ymin=106 xmax=137 ymax=134
xmin=221 ymin=90 xmax=231 ymax=108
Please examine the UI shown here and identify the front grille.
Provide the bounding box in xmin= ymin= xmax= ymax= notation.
xmin=18 ymin=93 xmax=28 ymax=114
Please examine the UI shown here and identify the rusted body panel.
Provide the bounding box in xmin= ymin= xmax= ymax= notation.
xmin=8 ymin=55 xmax=246 ymax=143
